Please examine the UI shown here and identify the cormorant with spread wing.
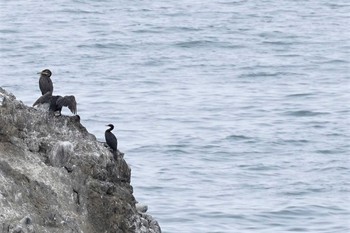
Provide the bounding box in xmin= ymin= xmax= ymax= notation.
xmin=33 ymin=91 xmax=77 ymax=116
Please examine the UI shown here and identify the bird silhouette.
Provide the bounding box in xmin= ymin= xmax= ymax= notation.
xmin=33 ymin=91 xmax=77 ymax=116
xmin=38 ymin=69 xmax=53 ymax=95
xmin=105 ymin=124 xmax=118 ymax=158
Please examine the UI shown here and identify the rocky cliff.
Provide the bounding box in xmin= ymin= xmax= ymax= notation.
xmin=0 ymin=88 xmax=161 ymax=233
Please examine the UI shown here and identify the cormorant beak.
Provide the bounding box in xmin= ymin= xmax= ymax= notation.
xmin=37 ymin=72 xmax=41 ymax=74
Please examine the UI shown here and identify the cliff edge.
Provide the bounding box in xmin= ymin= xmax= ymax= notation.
xmin=0 ymin=88 xmax=161 ymax=233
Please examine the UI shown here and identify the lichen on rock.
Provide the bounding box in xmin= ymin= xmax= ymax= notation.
xmin=0 ymin=87 xmax=161 ymax=233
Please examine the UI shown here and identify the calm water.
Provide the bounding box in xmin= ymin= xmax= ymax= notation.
xmin=1 ymin=0 xmax=349 ymax=232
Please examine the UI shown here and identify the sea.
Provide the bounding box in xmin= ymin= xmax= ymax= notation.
xmin=0 ymin=1 xmax=349 ymax=232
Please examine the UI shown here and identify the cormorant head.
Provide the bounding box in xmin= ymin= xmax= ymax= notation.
xmin=38 ymin=69 xmax=52 ymax=77
xmin=106 ymin=124 xmax=114 ymax=130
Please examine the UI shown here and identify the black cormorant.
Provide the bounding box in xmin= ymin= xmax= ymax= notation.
xmin=33 ymin=91 xmax=77 ymax=115
xmin=105 ymin=124 xmax=118 ymax=153
xmin=38 ymin=69 xmax=53 ymax=95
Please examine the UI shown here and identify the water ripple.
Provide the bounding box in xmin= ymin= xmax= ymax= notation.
xmin=284 ymin=110 xmax=330 ymax=117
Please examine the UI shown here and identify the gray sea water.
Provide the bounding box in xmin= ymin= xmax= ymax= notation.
xmin=1 ymin=0 xmax=349 ymax=232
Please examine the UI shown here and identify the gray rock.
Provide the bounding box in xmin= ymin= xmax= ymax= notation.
xmin=136 ymin=203 xmax=148 ymax=213
xmin=0 ymin=87 xmax=161 ymax=233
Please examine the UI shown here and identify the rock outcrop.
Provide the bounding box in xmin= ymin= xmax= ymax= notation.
xmin=0 ymin=88 xmax=161 ymax=233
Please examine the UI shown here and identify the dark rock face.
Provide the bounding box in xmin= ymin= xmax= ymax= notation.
xmin=0 ymin=88 xmax=161 ymax=233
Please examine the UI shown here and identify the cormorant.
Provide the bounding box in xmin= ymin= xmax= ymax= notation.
xmin=33 ymin=91 xmax=77 ymax=116
xmin=38 ymin=69 xmax=53 ymax=95
xmin=105 ymin=124 xmax=118 ymax=153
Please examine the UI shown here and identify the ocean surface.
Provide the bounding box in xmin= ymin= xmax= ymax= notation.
xmin=1 ymin=0 xmax=349 ymax=232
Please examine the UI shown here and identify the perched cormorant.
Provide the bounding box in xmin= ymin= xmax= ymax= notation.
xmin=105 ymin=124 xmax=118 ymax=153
xmin=38 ymin=69 xmax=53 ymax=95
xmin=33 ymin=91 xmax=77 ymax=115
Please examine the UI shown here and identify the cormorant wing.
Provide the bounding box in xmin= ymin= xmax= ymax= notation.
xmin=56 ymin=95 xmax=77 ymax=114
xmin=33 ymin=92 xmax=52 ymax=106
xmin=39 ymin=76 xmax=53 ymax=95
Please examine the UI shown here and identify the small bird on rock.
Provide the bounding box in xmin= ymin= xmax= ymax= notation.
xmin=33 ymin=91 xmax=77 ymax=116
xmin=105 ymin=124 xmax=119 ymax=158
xmin=38 ymin=69 xmax=53 ymax=95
